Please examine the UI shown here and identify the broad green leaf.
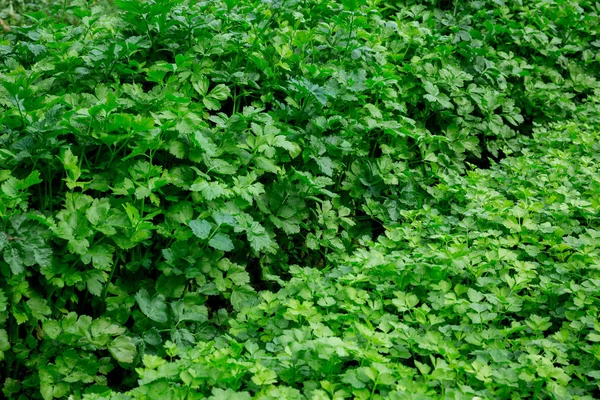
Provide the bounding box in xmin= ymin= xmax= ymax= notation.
xmin=0 ymin=329 xmax=9 ymax=360
xmin=0 ymin=288 xmax=6 ymax=312
xmin=90 ymin=318 xmax=126 ymax=339
xmin=247 ymin=228 xmax=273 ymax=252
xmin=82 ymin=244 xmax=114 ymax=270
xmin=209 ymin=233 xmax=234 ymax=252
xmin=192 ymin=76 xmax=209 ymax=96
xmin=135 ymin=289 xmax=168 ymax=323
xmin=0 ymin=232 xmax=8 ymax=251
xmin=109 ymin=335 xmax=136 ymax=363
xmin=189 ymin=219 xmax=212 ymax=239
xmin=190 ymin=180 xmax=230 ymax=200
xmin=26 ymin=298 xmax=51 ymax=321
xmin=42 ymin=320 xmax=62 ymax=340
xmin=230 ymin=285 xmax=258 ymax=311
xmin=212 ymin=212 xmax=236 ymax=226
xmin=208 ymin=388 xmax=252 ymax=400
xmin=4 ymin=247 xmax=24 ymax=275
xmin=209 ymin=84 xmax=230 ymax=101
xmin=60 ymin=148 xmax=82 ymax=189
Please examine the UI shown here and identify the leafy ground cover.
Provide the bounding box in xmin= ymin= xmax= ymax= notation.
xmin=1 ymin=0 xmax=599 ymax=398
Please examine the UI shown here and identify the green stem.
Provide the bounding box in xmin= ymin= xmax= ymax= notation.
xmin=233 ymin=86 xmax=240 ymax=115
xmin=14 ymin=95 xmax=25 ymax=121
xmin=370 ymin=376 xmax=379 ymax=399
xmin=10 ymin=317 xmax=19 ymax=379
xmin=47 ymin=167 xmax=53 ymax=213
xmin=101 ymin=250 xmax=121 ymax=305
xmin=107 ymin=136 xmax=133 ymax=167
xmin=343 ymin=12 xmax=355 ymax=59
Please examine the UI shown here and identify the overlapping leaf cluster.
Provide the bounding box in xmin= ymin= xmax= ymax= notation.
xmin=100 ymin=120 xmax=600 ymax=400
xmin=0 ymin=0 xmax=599 ymax=398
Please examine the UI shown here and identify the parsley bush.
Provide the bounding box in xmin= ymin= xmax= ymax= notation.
xmin=0 ymin=0 xmax=599 ymax=398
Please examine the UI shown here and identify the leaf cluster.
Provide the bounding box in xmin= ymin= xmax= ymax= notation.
xmin=0 ymin=0 xmax=599 ymax=398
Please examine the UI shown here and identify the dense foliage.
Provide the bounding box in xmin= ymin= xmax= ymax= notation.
xmin=1 ymin=0 xmax=599 ymax=398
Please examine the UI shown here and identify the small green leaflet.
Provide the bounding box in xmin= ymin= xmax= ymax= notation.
xmin=0 ymin=232 xmax=8 ymax=251
xmin=0 ymin=329 xmax=10 ymax=361
xmin=230 ymin=285 xmax=258 ymax=311
xmin=212 ymin=212 xmax=236 ymax=226
xmin=0 ymin=288 xmax=7 ymax=312
xmin=246 ymin=222 xmax=274 ymax=253
xmin=135 ymin=289 xmax=168 ymax=323
xmin=108 ymin=335 xmax=136 ymax=363
xmin=4 ymin=247 xmax=24 ymax=275
xmin=189 ymin=219 xmax=212 ymax=239
xmin=208 ymin=388 xmax=251 ymax=400
xmin=60 ymin=148 xmax=84 ymax=189
xmin=209 ymin=233 xmax=234 ymax=252
xmin=81 ymin=244 xmax=114 ymax=270
xmin=42 ymin=320 xmax=62 ymax=340
xmin=26 ymin=298 xmax=52 ymax=321
xmin=203 ymin=84 xmax=231 ymax=110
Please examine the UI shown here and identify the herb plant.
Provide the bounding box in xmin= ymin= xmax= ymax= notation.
xmin=1 ymin=0 xmax=599 ymax=398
